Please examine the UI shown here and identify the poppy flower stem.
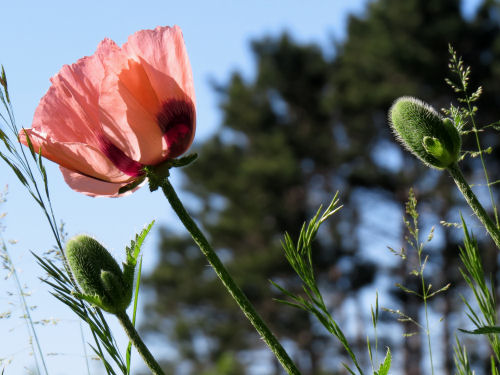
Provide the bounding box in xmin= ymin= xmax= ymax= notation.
xmin=161 ymin=179 xmax=302 ymax=375
xmin=116 ymin=310 xmax=166 ymax=375
xmin=447 ymin=162 xmax=500 ymax=249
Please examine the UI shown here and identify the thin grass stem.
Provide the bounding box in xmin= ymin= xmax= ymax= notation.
xmin=2 ymin=242 xmax=48 ymax=375
xmin=79 ymin=321 xmax=91 ymax=375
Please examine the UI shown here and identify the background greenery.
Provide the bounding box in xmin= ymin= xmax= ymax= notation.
xmin=141 ymin=0 xmax=500 ymax=374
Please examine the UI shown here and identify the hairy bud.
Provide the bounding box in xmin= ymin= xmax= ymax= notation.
xmin=389 ymin=97 xmax=461 ymax=169
xmin=65 ymin=235 xmax=133 ymax=314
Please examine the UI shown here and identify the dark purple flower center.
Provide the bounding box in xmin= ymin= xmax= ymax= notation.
xmin=156 ymin=99 xmax=195 ymax=158
xmin=96 ymin=98 xmax=194 ymax=177
xmin=97 ymin=134 xmax=144 ymax=177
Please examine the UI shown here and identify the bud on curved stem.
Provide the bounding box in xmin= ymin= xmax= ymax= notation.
xmin=116 ymin=311 xmax=166 ymax=375
xmin=389 ymin=97 xmax=461 ymax=169
xmin=65 ymin=235 xmax=133 ymax=314
xmin=389 ymin=97 xmax=500 ymax=249
xmin=66 ymin=235 xmax=166 ymax=374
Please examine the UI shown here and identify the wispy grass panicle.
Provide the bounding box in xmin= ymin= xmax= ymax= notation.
xmin=0 ymin=188 xmax=48 ymax=375
xmin=444 ymin=45 xmax=498 ymax=229
xmin=0 ymin=66 xmax=128 ymax=374
xmin=386 ymin=188 xmax=450 ymax=375
xmin=443 ymin=48 xmax=500 ymax=371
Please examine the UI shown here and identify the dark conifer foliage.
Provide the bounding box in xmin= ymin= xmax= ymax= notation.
xmin=142 ymin=1 xmax=500 ymax=373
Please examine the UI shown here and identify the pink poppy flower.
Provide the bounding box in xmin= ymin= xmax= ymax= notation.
xmin=20 ymin=25 xmax=196 ymax=197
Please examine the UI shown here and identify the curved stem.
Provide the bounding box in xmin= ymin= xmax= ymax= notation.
xmin=447 ymin=163 xmax=500 ymax=249
xmin=116 ymin=311 xmax=165 ymax=375
xmin=461 ymin=75 xmax=499 ymax=229
xmin=161 ymin=179 xmax=301 ymax=375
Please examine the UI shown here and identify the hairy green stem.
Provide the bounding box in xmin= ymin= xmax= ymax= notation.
xmin=161 ymin=179 xmax=301 ymax=375
xmin=447 ymin=163 xmax=500 ymax=249
xmin=116 ymin=311 xmax=165 ymax=375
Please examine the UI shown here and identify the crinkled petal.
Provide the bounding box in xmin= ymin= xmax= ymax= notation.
xmin=99 ymin=26 xmax=196 ymax=163
xmin=60 ymin=167 xmax=142 ymax=197
xmin=30 ymin=39 xmax=120 ymax=146
xmin=23 ymin=25 xmax=196 ymax=198
xmin=21 ymin=129 xmax=133 ymax=183
xmin=124 ymin=25 xmax=196 ymax=106
xmin=99 ymin=50 xmax=165 ymax=164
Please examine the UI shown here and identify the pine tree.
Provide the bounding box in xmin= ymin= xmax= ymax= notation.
xmin=142 ymin=1 xmax=500 ymax=373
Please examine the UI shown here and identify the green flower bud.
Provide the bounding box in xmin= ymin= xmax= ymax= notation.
xmin=65 ymin=235 xmax=133 ymax=314
xmin=389 ymin=97 xmax=461 ymax=169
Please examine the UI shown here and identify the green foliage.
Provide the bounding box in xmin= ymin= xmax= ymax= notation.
xmin=34 ymin=252 xmax=127 ymax=374
xmin=453 ymin=337 xmax=474 ymax=375
xmin=368 ymin=292 xmax=381 ymax=372
xmin=389 ymin=97 xmax=461 ymax=168
xmin=55 ymin=224 xmax=157 ymax=374
xmin=444 ymin=44 xmax=500 ymax=371
xmin=143 ymin=33 xmax=354 ymax=374
xmin=445 ymin=45 xmax=500 ymax=228
xmin=272 ymin=194 xmax=364 ymax=374
xmin=126 ymin=220 xmax=154 ymax=263
xmin=461 ymin=326 xmax=500 ymax=335
xmin=141 ymin=153 xmax=198 ymax=193
xmin=66 ymin=235 xmax=133 ymax=314
xmin=119 ymin=149 xmax=199 ymax=196
xmin=65 ymin=221 xmax=154 ymax=316
xmin=123 ymin=220 xmax=154 ymax=294
xmin=0 ymin=191 xmax=48 ymax=375
xmin=274 ymin=194 xmax=342 ymax=300
xmin=143 ymin=1 xmax=500 ymax=373
xmin=374 ymin=349 xmax=391 ymax=375
xmin=0 ymin=66 xmax=133 ymax=374
xmin=444 ymin=44 xmax=482 ymax=120
xmin=458 ymin=218 xmax=500 ymax=366
xmin=126 ymin=256 xmax=143 ymax=375
xmin=124 ymin=222 xmax=153 ymax=373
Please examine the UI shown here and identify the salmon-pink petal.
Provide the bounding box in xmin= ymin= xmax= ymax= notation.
xmin=98 ymin=53 xmax=166 ymax=165
xmin=31 ymin=39 xmax=120 ymax=146
xmin=124 ymin=26 xmax=196 ymax=105
xmin=23 ymin=25 xmax=196 ymax=197
xmin=95 ymin=133 xmax=144 ymax=177
xmin=60 ymin=167 xmax=141 ymax=197
xmin=101 ymin=49 xmax=161 ymax=115
xmin=99 ymin=31 xmax=196 ymax=162
xmin=21 ymin=129 xmax=134 ymax=183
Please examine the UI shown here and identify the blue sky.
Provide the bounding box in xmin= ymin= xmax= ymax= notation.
xmin=0 ymin=1 xmax=372 ymax=374
xmin=0 ymin=0 xmax=483 ymax=374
